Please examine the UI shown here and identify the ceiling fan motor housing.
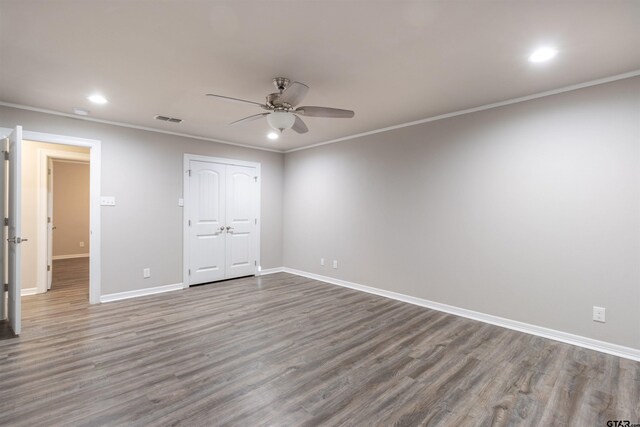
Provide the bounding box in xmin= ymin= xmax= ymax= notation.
xmin=273 ymin=77 xmax=290 ymax=92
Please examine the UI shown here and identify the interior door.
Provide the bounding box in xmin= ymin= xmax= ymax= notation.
xmin=47 ymin=157 xmax=53 ymax=289
xmin=7 ymin=126 xmax=22 ymax=335
xmin=188 ymin=160 xmax=226 ymax=285
xmin=225 ymin=165 xmax=257 ymax=279
xmin=0 ymin=132 xmax=5 ymax=321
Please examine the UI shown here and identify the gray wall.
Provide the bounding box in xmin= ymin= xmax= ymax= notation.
xmin=0 ymin=106 xmax=284 ymax=295
xmin=284 ymin=76 xmax=640 ymax=349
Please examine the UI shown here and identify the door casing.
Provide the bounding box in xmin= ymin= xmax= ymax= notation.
xmin=183 ymin=154 xmax=261 ymax=288
xmin=37 ymin=150 xmax=90 ymax=293
xmin=0 ymin=127 xmax=102 ymax=304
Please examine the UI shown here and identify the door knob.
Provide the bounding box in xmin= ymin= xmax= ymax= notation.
xmin=225 ymin=226 xmax=234 ymax=231
xmin=52 ymin=226 xmax=57 ymax=230
xmin=218 ymin=226 xmax=225 ymax=231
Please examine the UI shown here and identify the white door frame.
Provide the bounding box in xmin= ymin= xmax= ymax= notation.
xmin=0 ymin=128 xmax=102 ymax=304
xmin=37 ymin=150 xmax=90 ymax=294
xmin=183 ymin=154 xmax=261 ymax=288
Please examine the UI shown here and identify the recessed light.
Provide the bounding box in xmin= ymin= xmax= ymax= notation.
xmin=73 ymin=108 xmax=90 ymax=116
xmin=88 ymin=94 xmax=108 ymax=104
xmin=529 ymin=47 xmax=558 ymax=63
xmin=267 ymin=132 xmax=279 ymax=140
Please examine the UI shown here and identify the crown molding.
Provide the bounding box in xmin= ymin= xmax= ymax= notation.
xmin=3 ymin=69 xmax=639 ymax=155
xmin=285 ymin=69 xmax=640 ymax=153
xmin=0 ymin=101 xmax=283 ymax=153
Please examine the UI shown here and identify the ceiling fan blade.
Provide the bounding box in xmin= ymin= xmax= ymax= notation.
xmin=229 ymin=113 xmax=269 ymax=126
xmin=279 ymin=82 xmax=309 ymax=107
xmin=292 ymin=115 xmax=309 ymax=134
xmin=295 ymin=106 xmax=355 ymax=118
xmin=206 ymin=93 xmax=266 ymax=108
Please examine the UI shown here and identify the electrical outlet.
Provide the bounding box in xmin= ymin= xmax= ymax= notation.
xmin=143 ymin=268 xmax=151 ymax=279
xmin=593 ymin=306 xmax=606 ymax=323
xmin=333 ymin=260 xmax=338 ymax=269
xmin=100 ymin=196 xmax=116 ymax=206
xmin=79 ymin=241 xmax=85 ymax=248
xmin=320 ymin=258 xmax=325 ymax=266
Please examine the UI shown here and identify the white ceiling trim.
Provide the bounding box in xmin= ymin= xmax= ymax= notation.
xmin=285 ymin=69 xmax=640 ymax=153
xmin=0 ymin=101 xmax=283 ymax=153
xmin=2 ymin=69 xmax=639 ymax=156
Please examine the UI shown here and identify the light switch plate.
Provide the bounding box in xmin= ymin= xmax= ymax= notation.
xmin=143 ymin=268 xmax=151 ymax=279
xmin=178 ymin=198 xmax=184 ymax=207
xmin=100 ymin=196 xmax=116 ymax=206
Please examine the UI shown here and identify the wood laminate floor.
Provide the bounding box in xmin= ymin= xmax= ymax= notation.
xmin=1 ymin=258 xmax=639 ymax=426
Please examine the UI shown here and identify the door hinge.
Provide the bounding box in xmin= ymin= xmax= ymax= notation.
xmin=254 ymin=176 xmax=258 ymax=182
xmin=187 ymin=169 xmax=192 ymax=177
xmin=254 ymin=260 xmax=257 ymax=266
xmin=4 ymin=218 xmax=8 ymax=226
xmin=3 ymin=283 xmax=7 ymax=292
xmin=47 ymin=265 xmax=51 ymax=272
xmin=3 ymin=151 xmax=8 ymax=161
xmin=188 ymin=219 xmax=191 ymax=226
xmin=48 ymin=168 xmax=52 ymax=175
xmin=188 ymin=269 xmax=191 ymax=276
xmin=47 ymin=217 xmax=51 ymax=224
xmin=254 ymin=218 xmax=257 ymax=225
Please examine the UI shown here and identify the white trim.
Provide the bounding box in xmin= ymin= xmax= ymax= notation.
xmin=100 ymin=283 xmax=184 ymax=303
xmin=0 ymin=128 xmax=103 ymax=304
xmin=36 ymin=148 xmax=90 ymax=294
xmin=52 ymin=253 xmax=90 ymax=260
xmin=21 ymin=288 xmax=38 ymax=296
xmin=51 ymin=158 xmax=89 ymax=165
xmin=2 ymin=71 xmax=638 ymax=156
xmin=0 ymin=101 xmax=282 ymax=153
xmin=282 ymin=268 xmax=640 ymax=362
xmin=183 ymin=154 xmax=261 ymax=288
xmin=257 ymin=267 xmax=285 ymax=276
xmin=183 ymin=154 xmax=261 ymax=168
xmin=285 ymin=69 xmax=640 ymax=153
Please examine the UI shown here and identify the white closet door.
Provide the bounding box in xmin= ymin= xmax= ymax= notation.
xmin=225 ymin=165 xmax=257 ymax=279
xmin=189 ymin=160 xmax=226 ymax=285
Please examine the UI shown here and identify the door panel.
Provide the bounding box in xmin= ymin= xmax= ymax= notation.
xmin=225 ymin=165 xmax=257 ymax=278
xmin=47 ymin=157 xmax=53 ymax=289
xmin=8 ymin=126 xmax=22 ymax=335
xmin=0 ymin=133 xmax=5 ymax=321
xmin=188 ymin=161 xmax=226 ymax=285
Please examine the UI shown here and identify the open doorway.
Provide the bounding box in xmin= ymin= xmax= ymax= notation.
xmin=22 ymin=141 xmax=90 ymax=300
xmin=48 ymin=158 xmax=91 ymax=298
xmin=0 ymin=126 xmax=101 ymax=337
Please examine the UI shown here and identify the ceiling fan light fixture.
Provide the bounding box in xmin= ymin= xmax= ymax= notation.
xmin=267 ymin=112 xmax=296 ymax=132
xmin=267 ymin=132 xmax=279 ymax=140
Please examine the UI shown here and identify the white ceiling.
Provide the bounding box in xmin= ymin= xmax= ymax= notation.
xmin=1 ymin=1 xmax=639 ymax=152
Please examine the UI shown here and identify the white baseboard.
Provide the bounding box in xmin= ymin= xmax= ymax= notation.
xmin=257 ymin=266 xmax=285 ymax=276
xmin=100 ymin=283 xmax=183 ymax=303
xmin=282 ymin=267 xmax=640 ymax=362
xmin=21 ymin=287 xmax=39 ymax=296
xmin=52 ymin=253 xmax=90 ymax=260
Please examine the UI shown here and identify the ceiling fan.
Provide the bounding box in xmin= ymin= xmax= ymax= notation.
xmin=206 ymin=77 xmax=355 ymax=134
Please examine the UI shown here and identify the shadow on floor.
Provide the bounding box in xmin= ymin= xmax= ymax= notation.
xmin=0 ymin=319 xmax=17 ymax=340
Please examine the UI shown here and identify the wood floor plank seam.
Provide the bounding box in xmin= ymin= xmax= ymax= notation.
xmin=0 ymin=259 xmax=638 ymax=426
